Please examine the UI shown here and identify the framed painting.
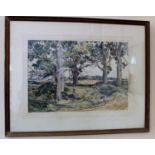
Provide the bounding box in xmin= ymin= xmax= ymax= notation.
xmin=5 ymin=16 xmax=150 ymax=137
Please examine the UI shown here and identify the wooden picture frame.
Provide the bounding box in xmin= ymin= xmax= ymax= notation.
xmin=5 ymin=16 xmax=150 ymax=137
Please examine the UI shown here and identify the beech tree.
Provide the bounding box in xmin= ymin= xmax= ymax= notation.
xmin=64 ymin=41 xmax=91 ymax=94
xmin=55 ymin=42 xmax=65 ymax=100
xmin=91 ymin=42 xmax=112 ymax=84
xmin=28 ymin=40 xmax=65 ymax=100
xmin=109 ymin=42 xmax=128 ymax=86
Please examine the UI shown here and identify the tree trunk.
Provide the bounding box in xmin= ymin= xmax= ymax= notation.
xmin=103 ymin=69 xmax=107 ymax=84
xmin=117 ymin=43 xmax=122 ymax=86
xmin=72 ymin=66 xmax=79 ymax=95
xmin=56 ymin=42 xmax=64 ymax=100
xmin=102 ymin=42 xmax=107 ymax=84
xmin=73 ymin=71 xmax=78 ymax=86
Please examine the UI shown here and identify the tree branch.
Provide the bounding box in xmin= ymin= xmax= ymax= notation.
xmin=96 ymin=63 xmax=104 ymax=71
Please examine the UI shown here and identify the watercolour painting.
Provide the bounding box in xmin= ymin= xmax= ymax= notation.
xmin=28 ymin=40 xmax=128 ymax=112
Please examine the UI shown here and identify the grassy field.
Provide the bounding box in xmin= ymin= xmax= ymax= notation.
xmin=28 ymin=79 xmax=128 ymax=112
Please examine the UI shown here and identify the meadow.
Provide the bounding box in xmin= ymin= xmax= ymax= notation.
xmin=28 ymin=78 xmax=128 ymax=112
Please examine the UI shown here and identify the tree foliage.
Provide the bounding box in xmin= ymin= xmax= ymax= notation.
xmin=28 ymin=40 xmax=58 ymax=81
xmin=64 ymin=41 xmax=91 ymax=86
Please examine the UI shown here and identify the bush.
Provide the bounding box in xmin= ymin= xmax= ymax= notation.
xmin=98 ymin=83 xmax=127 ymax=98
xmin=35 ymin=82 xmax=56 ymax=98
xmin=98 ymin=84 xmax=118 ymax=96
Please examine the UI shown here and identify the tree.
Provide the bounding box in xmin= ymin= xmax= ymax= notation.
xmin=28 ymin=40 xmax=65 ymax=100
xmin=91 ymin=42 xmax=112 ymax=84
xmin=64 ymin=41 xmax=91 ymax=94
xmin=109 ymin=42 xmax=128 ymax=86
xmin=55 ymin=42 xmax=65 ymax=100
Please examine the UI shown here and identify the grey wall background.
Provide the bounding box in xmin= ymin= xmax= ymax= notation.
xmin=0 ymin=16 xmax=154 ymax=138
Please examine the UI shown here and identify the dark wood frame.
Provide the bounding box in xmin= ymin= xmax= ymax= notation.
xmin=5 ymin=16 xmax=150 ymax=137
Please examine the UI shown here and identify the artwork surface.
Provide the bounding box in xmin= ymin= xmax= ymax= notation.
xmin=28 ymin=40 xmax=128 ymax=112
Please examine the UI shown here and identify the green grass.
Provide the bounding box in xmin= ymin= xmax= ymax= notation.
xmin=28 ymin=79 xmax=128 ymax=112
